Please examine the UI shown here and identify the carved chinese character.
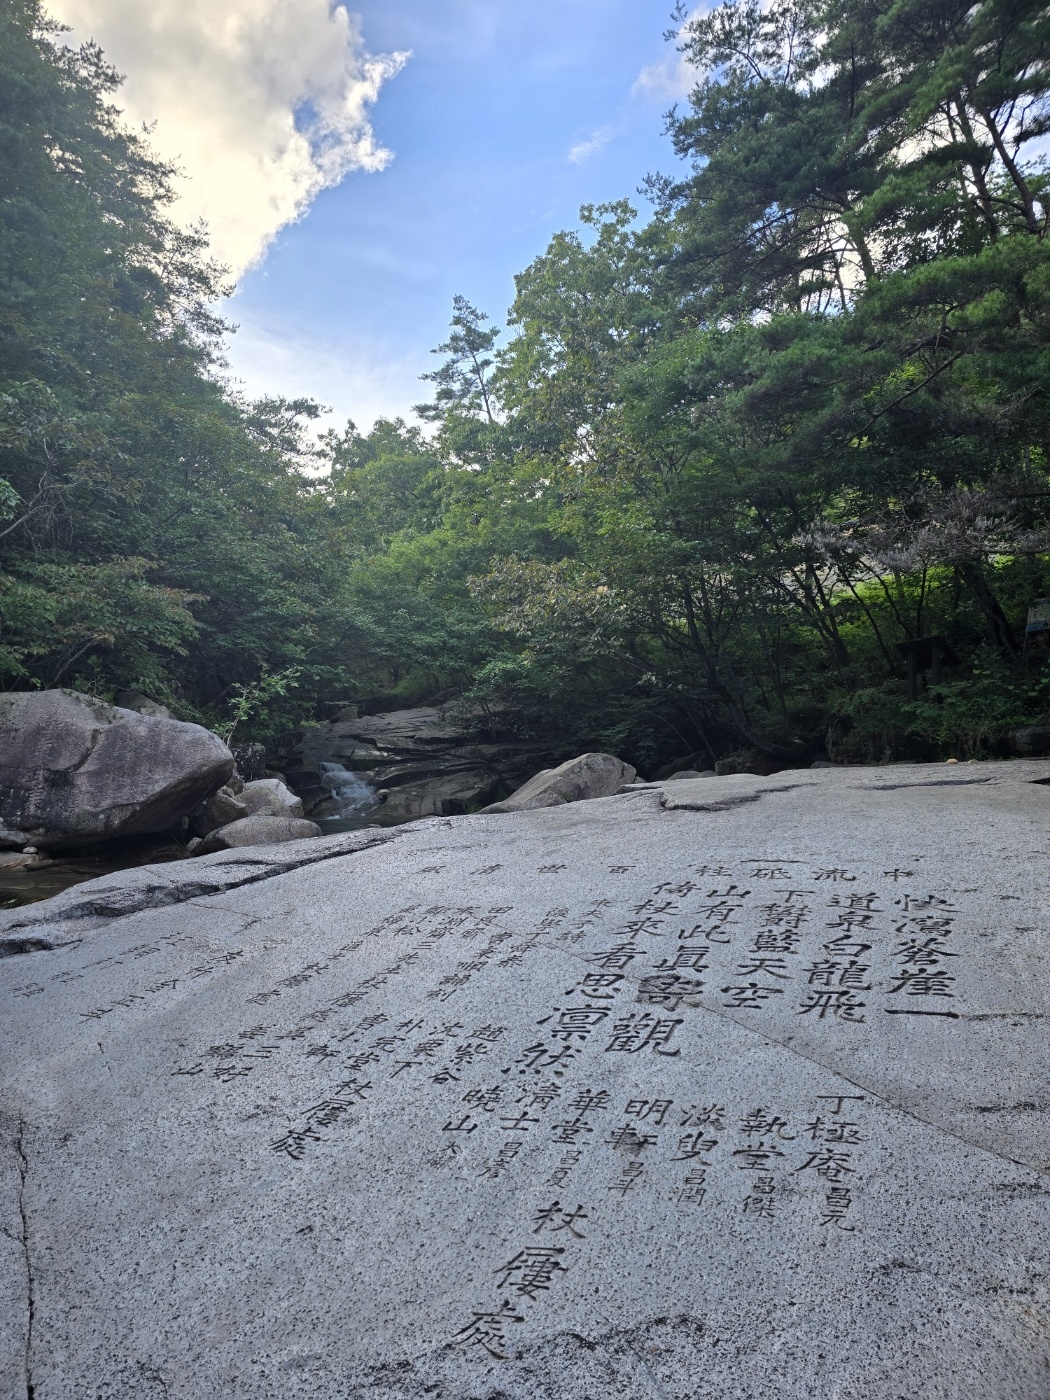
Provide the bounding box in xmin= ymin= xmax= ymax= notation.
xmin=734 ymin=956 xmax=792 ymax=980
xmin=442 ymin=1115 xmax=478 ymax=1134
xmin=509 ymin=1042 xmax=578 ymax=1076
xmin=494 ymin=1247 xmax=568 ymax=1299
xmin=578 ymin=972 xmax=626 ymax=1000
xmin=680 ymin=1103 xmax=727 ymax=1131
xmin=753 ymin=930 xmax=803 ymax=953
xmin=721 ymin=981 xmax=785 ymax=1009
xmin=625 ymin=1098 xmax=673 ymax=1125
xmin=498 ymin=1111 xmax=540 ymax=1133
xmin=586 ymin=944 xmax=645 ymax=969
xmin=566 ymin=1088 xmax=612 ymax=1116
xmin=546 ymin=1006 xmax=611 ymax=1042
xmin=604 ymin=1013 xmax=683 ymax=1056
xmin=477 ymin=1141 xmax=523 ymax=1179
xmin=797 ymin=989 xmax=866 ymax=1021
xmin=636 ymin=973 xmax=705 ymax=1010
xmin=732 ymin=1143 xmax=786 ymax=1171
xmin=452 ymin=1304 xmax=524 ymax=1359
xmin=886 ymin=968 xmax=956 ymax=997
xmin=804 ymin=959 xmax=871 ymax=990
xmin=270 ymin=1127 xmax=322 ymax=1160
xmin=462 ymin=1085 xmax=503 ymax=1113
xmin=742 ymin=1175 xmax=776 ymax=1217
xmin=894 ymin=937 xmax=957 ymax=967
xmin=803 ymin=1116 xmax=864 ymax=1144
xmin=796 ymin=1149 xmax=856 ymax=1181
xmin=676 ymin=1170 xmax=708 ymax=1205
xmin=531 ymin=1201 xmax=589 ymax=1239
xmin=605 ymin=1124 xmax=658 ymax=1153
xmin=654 ymin=946 xmax=710 ymax=972
xmin=673 ymin=1132 xmax=719 ymax=1162
xmin=819 ymin=1185 xmax=855 ymax=1230
xmin=740 ymin=1109 xmax=794 ymax=1140
xmin=519 ymin=1081 xmax=562 ymax=1111
xmin=550 ymin=1118 xmax=594 ymax=1145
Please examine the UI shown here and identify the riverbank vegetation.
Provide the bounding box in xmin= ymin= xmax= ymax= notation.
xmin=4 ymin=0 xmax=1050 ymax=768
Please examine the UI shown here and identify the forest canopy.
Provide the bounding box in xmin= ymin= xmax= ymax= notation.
xmin=3 ymin=0 xmax=1050 ymax=769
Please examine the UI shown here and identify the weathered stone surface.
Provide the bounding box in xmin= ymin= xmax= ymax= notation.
xmin=239 ymin=777 xmax=305 ymax=819
xmin=187 ymin=786 xmax=248 ymax=838
xmin=0 ymin=828 xmax=394 ymax=956
xmin=194 ymin=813 xmax=321 ymax=854
xmin=1006 ymin=724 xmax=1050 ymax=757
xmin=0 ymin=690 xmax=233 ymax=850
xmin=4 ymin=762 xmax=1050 ymax=1397
xmin=482 ymin=752 xmax=637 ymax=812
xmin=290 ymin=706 xmax=559 ymax=823
xmin=113 ymin=689 xmax=174 ymax=720
xmin=665 ymin=768 xmax=714 ymax=780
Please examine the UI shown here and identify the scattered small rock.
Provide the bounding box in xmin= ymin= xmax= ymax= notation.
xmin=193 ymin=813 xmax=321 ymax=855
xmin=187 ymin=786 xmax=249 ymax=838
xmin=239 ymin=778 xmax=304 ymax=819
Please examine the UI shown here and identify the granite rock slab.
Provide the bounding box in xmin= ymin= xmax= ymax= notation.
xmin=4 ymin=762 xmax=1050 ymax=1397
xmin=0 ymin=689 xmax=233 ymax=850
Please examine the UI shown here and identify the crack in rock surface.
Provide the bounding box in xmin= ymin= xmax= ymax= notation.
xmin=15 ymin=1121 xmax=34 ymax=1400
xmin=4 ymin=763 xmax=1050 ymax=1397
xmin=0 ymin=828 xmax=398 ymax=955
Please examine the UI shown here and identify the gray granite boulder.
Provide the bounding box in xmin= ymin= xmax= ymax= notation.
xmin=193 ymin=812 xmax=321 ymax=854
xmin=0 ymin=689 xmax=233 ymax=850
xmin=239 ymin=777 xmax=305 ymax=819
xmin=113 ymin=689 xmax=174 ymax=719
xmin=481 ymin=751 xmax=637 ymax=813
xmin=187 ymin=785 xmax=249 ymax=838
xmin=6 ymin=761 xmax=1050 ymax=1396
xmin=1006 ymin=724 xmax=1050 ymax=756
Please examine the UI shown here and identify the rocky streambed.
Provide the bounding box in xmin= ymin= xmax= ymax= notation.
xmin=0 ymin=696 xmax=571 ymax=908
xmin=286 ymin=705 xmax=560 ymax=825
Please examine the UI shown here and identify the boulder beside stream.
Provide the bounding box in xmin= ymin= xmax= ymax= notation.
xmin=481 ymin=751 xmax=637 ymax=812
xmin=193 ymin=812 xmax=321 ymax=854
xmin=0 ymin=689 xmax=233 ymax=850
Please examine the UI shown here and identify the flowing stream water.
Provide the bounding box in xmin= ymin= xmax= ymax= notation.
xmin=0 ymin=760 xmax=382 ymax=907
xmin=315 ymin=760 xmax=379 ymax=833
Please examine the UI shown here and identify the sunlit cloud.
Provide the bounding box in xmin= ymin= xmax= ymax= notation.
xmin=568 ymin=125 xmax=614 ymax=164
xmin=222 ymin=316 xmax=428 ymax=436
xmin=47 ymin=0 xmax=409 ymax=277
xmin=632 ymin=7 xmax=705 ymax=103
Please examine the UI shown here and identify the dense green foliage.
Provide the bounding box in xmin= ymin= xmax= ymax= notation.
xmin=4 ymin=0 xmax=1050 ymax=764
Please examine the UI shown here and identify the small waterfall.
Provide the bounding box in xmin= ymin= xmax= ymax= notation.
xmin=316 ymin=761 xmax=378 ymax=830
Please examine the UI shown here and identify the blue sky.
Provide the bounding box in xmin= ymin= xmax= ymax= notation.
xmin=52 ymin=0 xmax=697 ymax=430
xmin=227 ymin=1 xmax=692 ymax=429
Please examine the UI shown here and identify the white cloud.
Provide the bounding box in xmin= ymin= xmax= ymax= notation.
xmin=222 ymin=315 xmax=427 ymax=436
xmin=632 ymin=8 xmax=705 ymax=103
xmin=46 ymin=0 xmax=409 ymax=277
xmin=568 ymin=125 xmax=614 ymax=165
